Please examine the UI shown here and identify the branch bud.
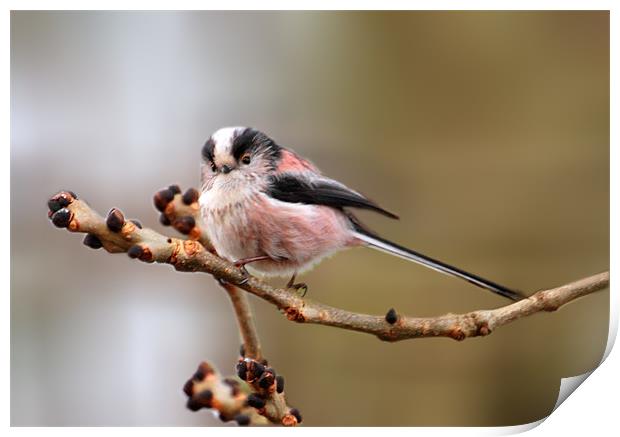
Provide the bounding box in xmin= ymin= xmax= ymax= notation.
xmin=83 ymin=234 xmax=103 ymax=249
xmin=106 ymin=208 xmax=125 ymax=232
xmin=234 ymin=414 xmax=250 ymax=426
xmin=168 ymin=184 xmax=181 ymax=195
xmin=385 ymin=308 xmax=398 ymax=325
xmin=289 ymin=408 xmax=302 ymax=424
xmin=276 ymin=375 xmax=285 ymax=394
xmin=159 ymin=214 xmax=171 ymax=226
xmin=246 ymin=393 xmax=266 ymax=409
xmin=153 ymin=188 xmax=174 ymax=212
xmin=174 ymin=216 xmax=195 ymax=235
xmin=182 ymin=188 xmax=199 ymax=205
xmin=51 ymin=208 xmax=73 ymax=228
xmin=127 ymin=245 xmax=144 ymax=259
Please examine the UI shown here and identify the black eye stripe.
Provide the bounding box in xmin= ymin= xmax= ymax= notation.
xmin=202 ymin=139 xmax=215 ymax=162
xmin=231 ymin=128 xmax=282 ymax=166
xmin=231 ymin=128 xmax=257 ymax=161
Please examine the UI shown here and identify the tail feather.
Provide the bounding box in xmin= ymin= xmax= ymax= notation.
xmin=354 ymin=232 xmax=523 ymax=301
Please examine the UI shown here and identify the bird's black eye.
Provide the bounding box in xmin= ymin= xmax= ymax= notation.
xmin=210 ymin=161 xmax=217 ymax=172
xmin=241 ymin=154 xmax=251 ymax=165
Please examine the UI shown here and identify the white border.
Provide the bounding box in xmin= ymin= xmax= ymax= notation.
xmin=4 ymin=1 xmax=615 ymax=435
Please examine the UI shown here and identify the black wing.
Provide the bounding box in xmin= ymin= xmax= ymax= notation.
xmin=266 ymin=173 xmax=399 ymax=219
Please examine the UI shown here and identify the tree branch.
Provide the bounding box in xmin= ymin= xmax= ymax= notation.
xmin=48 ymin=189 xmax=609 ymax=344
xmin=50 ymin=189 xmax=301 ymax=425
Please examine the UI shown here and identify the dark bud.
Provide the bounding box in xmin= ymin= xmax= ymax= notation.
xmin=106 ymin=208 xmax=125 ymax=232
xmin=168 ymin=184 xmax=181 ymax=195
xmin=130 ymin=219 xmax=142 ymax=229
xmin=385 ymin=308 xmax=398 ymax=325
xmin=197 ymin=389 xmax=213 ymax=407
xmin=186 ymin=398 xmax=203 ymax=412
xmin=191 ymin=362 xmax=214 ymax=382
xmin=127 ymin=245 xmax=144 ymax=259
xmin=236 ymin=360 xmax=248 ymax=381
xmin=247 ymin=393 xmax=266 ymax=409
xmin=175 ymin=216 xmax=195 ymax=235
xmin=47 ymin=198 xmax=61 ymax=213
xmin=47 ymin=197 xmax=67 ymax=213
xmin=83 ymin=234 xmax=103 ymax=249
xmin=239 ymin=344 xmax=245 ymax=357
xmin=159 ymin=214 xmax=171 ymax=226
xmin=234 ymin=414 xmax=251 ymax=426
xmin=51 ymin=208 xmax=72 ymax=228
xmin=219 ymin=412 xmax=231 ymax=422
xmin=153 ymin=188 xmax=175 ymax=212
xmin=290 ymin=408 xmax=302 ymax=423
xmin=183 ymin=379 xmax=194 ymax=397
xmin=193 ymin=368 xmax=205 ymax=382
xmin=182 ymin=188 xmax=199 ymax=205
xmin=251 ymin=361 xmax=265 ymax=379
xmin=276 ymin=375 xmax=285 ymax=393
xmin=48 ymin=192 xmax=73 ymax=213
xmin=192 ymin=362 xmax=213 ymax=382
xmin=258 ymin=372 xmax=275 ymax=389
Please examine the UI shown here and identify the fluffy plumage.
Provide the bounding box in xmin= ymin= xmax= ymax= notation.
xmin=199 ymin=127 xmax=522 ymax=300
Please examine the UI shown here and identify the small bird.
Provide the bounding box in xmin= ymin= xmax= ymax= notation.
xmin=199 ymin=127 xmax=522 ymax=301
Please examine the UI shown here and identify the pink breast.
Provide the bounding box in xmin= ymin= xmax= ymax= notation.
xmin=244 ymin=195 xmax=357 ymax=275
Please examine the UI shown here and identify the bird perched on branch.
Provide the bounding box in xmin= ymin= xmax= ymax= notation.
xmin=199 ymin=127 xmax=522 ymax=301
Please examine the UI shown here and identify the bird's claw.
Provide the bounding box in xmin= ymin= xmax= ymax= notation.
xmin=234 ymin=263 xmax=250 ymax=285
xmin=288 ymin=283 xmax=308 ymax=298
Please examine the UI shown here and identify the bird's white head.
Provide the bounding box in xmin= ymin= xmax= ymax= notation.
xmin=200 ymin=127 xmax=282 ymax=191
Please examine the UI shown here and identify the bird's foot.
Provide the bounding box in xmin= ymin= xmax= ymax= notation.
xmin=233 ymin=262 xmax=250 ymax=285
xmin=288 ymin=282 xmax=308 ymax=298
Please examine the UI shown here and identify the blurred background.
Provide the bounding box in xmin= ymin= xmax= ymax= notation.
xmin=11 ymin=11 xmax=609 ymax=426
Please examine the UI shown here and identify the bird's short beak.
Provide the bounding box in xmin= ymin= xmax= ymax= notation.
xmin=221 ymin=164 xmax=232 ymax=174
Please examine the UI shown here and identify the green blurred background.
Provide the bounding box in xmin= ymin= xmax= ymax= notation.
xmin=11 ymin=11 xmax=609 ymax=426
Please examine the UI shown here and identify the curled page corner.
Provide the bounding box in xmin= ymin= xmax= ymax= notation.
xmin=535 ymin=285 xmax=616 ymax=430
xmin=483 ymin=373 xmax=595 ymax=436
xmin=497 ymin=418 xmax=546 ymax=435
xmin=549 ymin=279 xmax=617 ymax=417
xmin=495 ymin=283 xmax=615 ymax=435
xmin=553 ymin=371 xmax=594 ymax=411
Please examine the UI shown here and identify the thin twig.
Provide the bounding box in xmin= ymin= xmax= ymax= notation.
xmin=221 ymin=282 xmax=263 ymax=360
xmin=48 ymin=190 xmax=609 ymax=343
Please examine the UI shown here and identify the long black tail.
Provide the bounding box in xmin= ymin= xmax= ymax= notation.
xmin=354 ymin=231 xmax=523 ymax=301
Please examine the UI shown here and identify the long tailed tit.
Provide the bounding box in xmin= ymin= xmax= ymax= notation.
xmin=199 ymin=127 xmax=522 ymax=301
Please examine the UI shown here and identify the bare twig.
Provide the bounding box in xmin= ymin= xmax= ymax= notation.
xmin=48 ymin=190 xmax=609 ymax=344
xmin=224 ymin=283 xmax=263 ymax=360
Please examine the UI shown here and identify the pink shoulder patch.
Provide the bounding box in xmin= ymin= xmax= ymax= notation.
xmin=277 ymin=149 xmax=319 ymax=173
